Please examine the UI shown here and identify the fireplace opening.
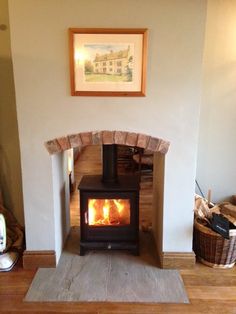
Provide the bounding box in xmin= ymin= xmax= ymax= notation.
xmin=78 ymin=144 xmax=140 ymax=256
xmin=88 ymin=198 xmax=131 ymax=226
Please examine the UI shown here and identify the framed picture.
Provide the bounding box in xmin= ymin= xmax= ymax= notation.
xmin=69 ymin=28 xmax=147 ymax=97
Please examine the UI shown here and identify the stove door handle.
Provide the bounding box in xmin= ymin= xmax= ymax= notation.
xmin=85 ymin=211 xmax=88 ymax=224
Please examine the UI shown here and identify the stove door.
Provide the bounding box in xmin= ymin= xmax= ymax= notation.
xmin=80 ymin=191 xmax=139 ymax=242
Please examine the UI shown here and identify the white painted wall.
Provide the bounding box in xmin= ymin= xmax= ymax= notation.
xmin=8 ymin=0 xmax=206 ymax=261
xmin=197 ymin=0 xmax=236 ymax=203
xmin=52 ymin=151 xmax=70 ymax=263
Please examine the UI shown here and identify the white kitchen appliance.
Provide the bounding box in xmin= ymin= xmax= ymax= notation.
xmin=0 ymin=213 xmax=19 ymax=271
xmin=0 ymin=213 xmax=6 ymax=252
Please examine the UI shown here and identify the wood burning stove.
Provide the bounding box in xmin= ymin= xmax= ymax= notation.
xmin=78 ymin=144 xmax=140 ymax=255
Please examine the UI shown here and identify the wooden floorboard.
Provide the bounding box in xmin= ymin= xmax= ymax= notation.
xmin=1 ymin=259 xmax=236 ymax=312
xmin=1 ymin=145 xmax=236 ymax=313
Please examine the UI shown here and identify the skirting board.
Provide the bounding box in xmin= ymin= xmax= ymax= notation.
xmin=151 ymin=229 xmax=195 ymax=269
xmin=23 ymin=250 xmax=56 ymax=270
xmin=160 ymin=252 xmax=196 ymax=269
xmin=23 ymin=249 xmax=195 ymax=270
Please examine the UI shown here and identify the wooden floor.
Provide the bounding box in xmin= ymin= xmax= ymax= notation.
xmin=1 ymin=145 xmax=236 ymax=313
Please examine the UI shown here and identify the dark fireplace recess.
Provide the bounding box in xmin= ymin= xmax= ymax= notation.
xmin=78 ymin=144 xmax=140 ymax=256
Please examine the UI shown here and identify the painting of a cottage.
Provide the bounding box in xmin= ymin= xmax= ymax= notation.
xmin=84 ymin=44 xmax=134 ymax=82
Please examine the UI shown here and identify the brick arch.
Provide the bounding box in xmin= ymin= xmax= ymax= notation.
xmin=44 ymin=130 xmax=170 ymax=155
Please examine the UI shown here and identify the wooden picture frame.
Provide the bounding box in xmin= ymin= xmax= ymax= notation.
xmin=69 ymin=28 xmax=147 ymax=97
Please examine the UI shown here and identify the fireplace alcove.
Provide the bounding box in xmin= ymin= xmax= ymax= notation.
xmin=26 ymin=129 xmax=196 ymax=269
xmin=43 ymin=129 xmax=195 ymax=269
xmin=44 ymin=130 xmax=169 ymax=266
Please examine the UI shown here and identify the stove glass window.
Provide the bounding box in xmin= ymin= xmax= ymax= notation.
xmin=88 ymin=198 xmax=130 ymax=226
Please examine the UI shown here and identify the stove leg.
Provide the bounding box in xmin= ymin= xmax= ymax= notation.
xmin=131 ymin=247 xmax=139 ymax=256
xmin=80 ymin=246 xmax=86 ymax=256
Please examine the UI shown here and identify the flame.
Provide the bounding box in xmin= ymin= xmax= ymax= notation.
xmin=114 ymin=199 xmax=124 ymax=214
xmin=88 ymin=199 xmax=130 ymax=226
xmin=88 ymin=199 xmax=97 ymax=225
xmin=103 ymin=200 xmax=110 ymax=224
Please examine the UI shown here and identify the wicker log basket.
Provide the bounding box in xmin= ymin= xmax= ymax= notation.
xmin=193 ymin=218 xmax=236 ymax=268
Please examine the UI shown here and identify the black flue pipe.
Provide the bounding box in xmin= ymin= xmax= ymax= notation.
xmin=102 ymin=144 xmax=118 ymax=183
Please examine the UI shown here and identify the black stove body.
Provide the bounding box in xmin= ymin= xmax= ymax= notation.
xmin=78 ymin=144 xmax=140 ymax=256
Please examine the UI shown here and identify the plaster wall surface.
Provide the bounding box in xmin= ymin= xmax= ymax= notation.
xmin=197 ymin=0 xmax=236 ymax=203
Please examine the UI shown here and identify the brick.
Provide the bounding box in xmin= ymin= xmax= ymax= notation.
xmin=56 ymin=136 xmax=71 ymax=151
xmin=146 ymin=137 xmax=161 ymax=152
xmin=158 ymin=140 xmax=170 ymax=154
xmin=137 ymin=133 xmax=150 ymax=149
xmin=44 ymin=139 xmax=62 ymax=154
xmin=102 ymin=131 xmax=115 ymax=144
xmin=125 ymin=132 xmax=138 ymax=147
xmin=114 ymin=131 xmax=127 ymax=145
xmin=80 ymin=132 xmax=93 ymax=146
xmin=92 ymin=131 xmax=102 ymax=145
xmin=68 ymin=133 xmax=82 ymax=148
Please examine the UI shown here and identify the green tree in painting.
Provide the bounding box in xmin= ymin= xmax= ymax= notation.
xmin=125 ymin=56 xmax=133 ymax=82
xmin=84 ymin=60 xmax=94 ymax=74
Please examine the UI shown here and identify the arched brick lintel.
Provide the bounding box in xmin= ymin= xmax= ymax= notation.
xmin=44 ymin=130 xmax=170 ymax=155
